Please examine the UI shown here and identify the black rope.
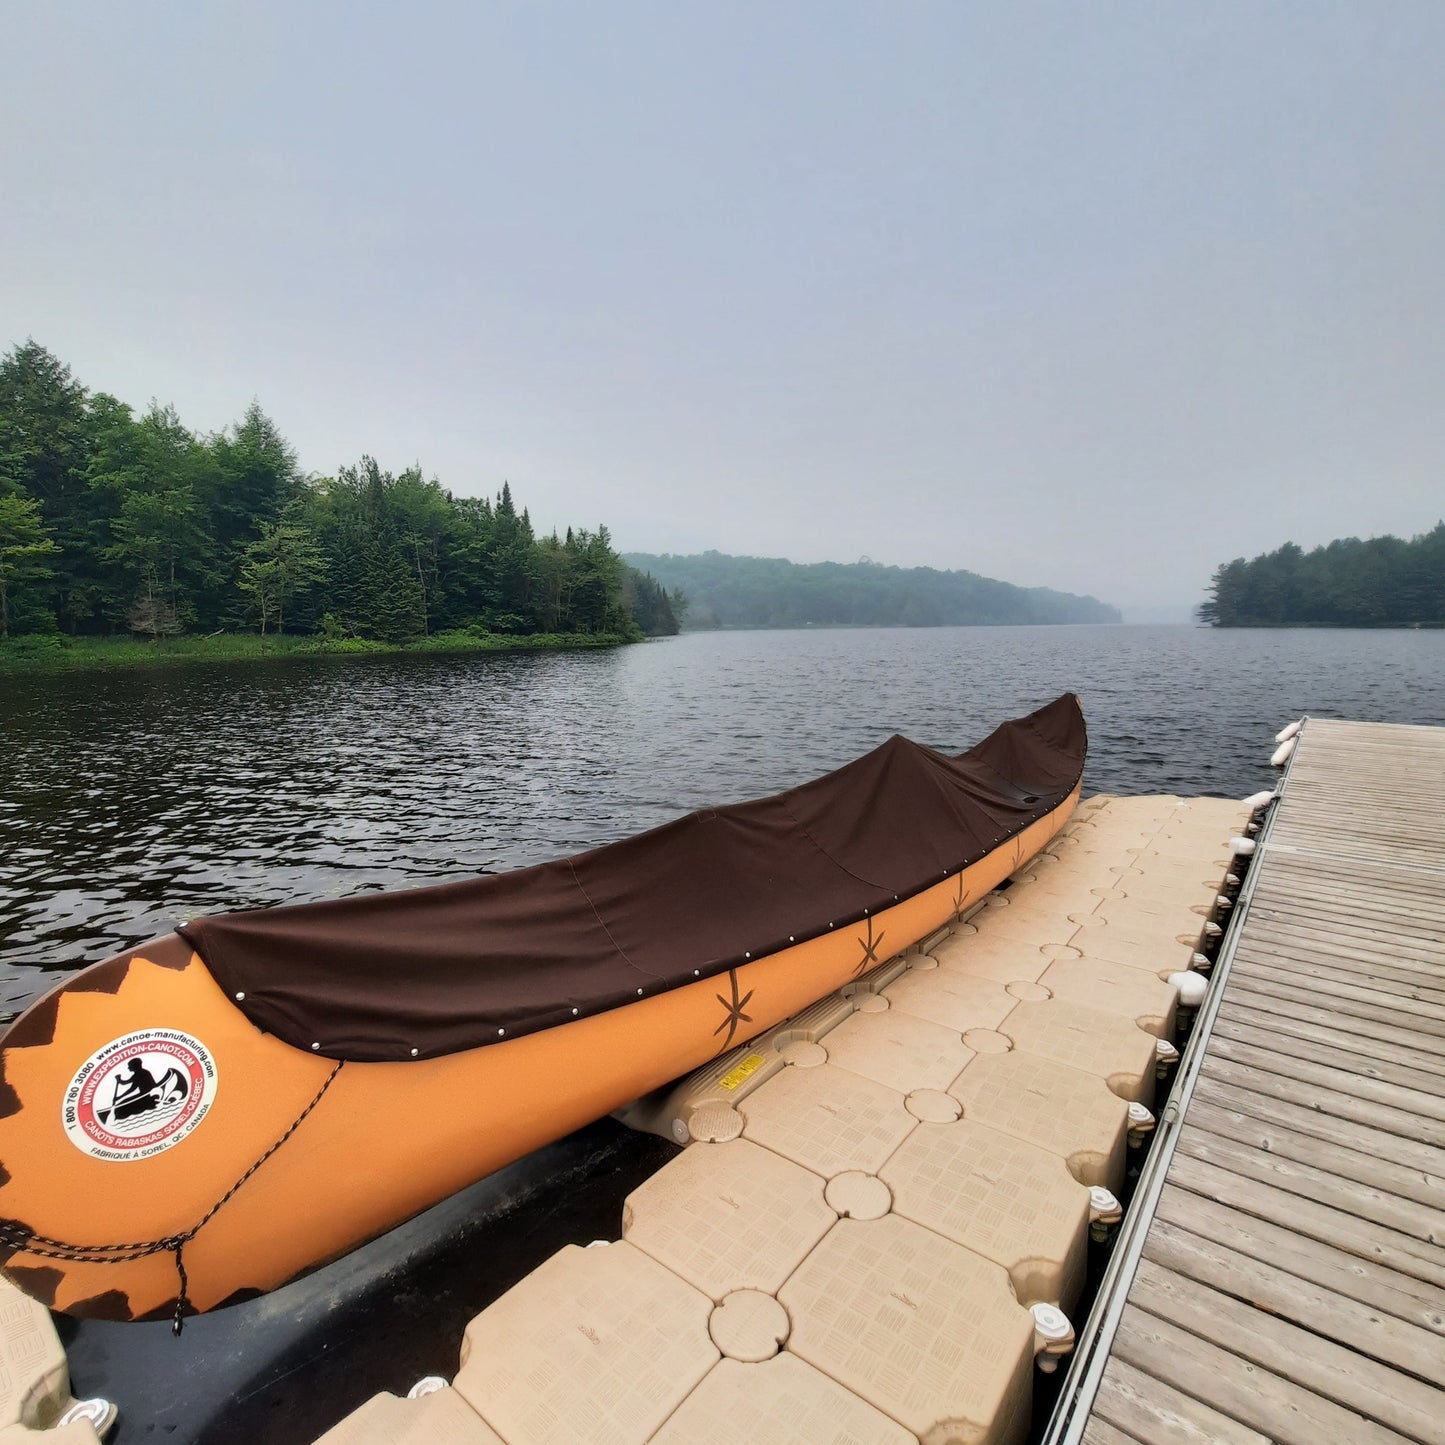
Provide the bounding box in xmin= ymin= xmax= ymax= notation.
xmin=0 ymin=1060 xmax=343 ymax=1334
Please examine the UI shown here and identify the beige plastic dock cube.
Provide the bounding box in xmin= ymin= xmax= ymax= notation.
xmin=881 ymin=1117 xmax=1090 ymax=1309
xmin=1070 ymin=914 xmax=1196 ymax=978
xmin=1049 ymin=822 xmax=1156 ymax=857
xmin=780 ymin=1215 xmax=1036 ymax=1445
xmin=1119 ymin=839 xmax=1218 ymax=871
xmin=968 ymin=896 xmax=1080 ymax=950
xmin=1105 ymin=793 xmax=1181 ymax=819
xmin=1142 ymin=826 xmax=1240 ymax=862
xmin=622 ymin=1137 xmax=835 ymax=1300
xmin=999 ymin=999 xmax=1158 ymax=1106
xmin=1110 ymin=856 xmax=1223 ymax=899
xmin=738 ymin=1062 xmax=916 ymax=1177
xmin=0 ymin=1278 xmax=69 ymax=1430
xmin=1000 ymin=873 xmax=1119 ymax=922
xmin=1095 ymin=893 xmax=1205 ymax=939
xmin=930 ymin=928 xmax=1051 ymax=987
xmin=821 ymin=1005 xmax=976 ymax=1093
xmin=949 ymin=1052 xmax=1129 ymax=1191
xmin=313 ymin=1387 xmax=503 ymax=1445
xmin=650 ymin=1354 xmax=915 ymax=1445
xmin=884 ymin=968 xmax=1016 ymax=1034
xmin=454 ymin=1242 xmax=716 ymax=1445
xmin=1036 ymin=955 xmax=1178 ymax=1039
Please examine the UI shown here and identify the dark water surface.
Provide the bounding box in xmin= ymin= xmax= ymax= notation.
xmin=4 ymin=624 xmax=1444 ymax=1015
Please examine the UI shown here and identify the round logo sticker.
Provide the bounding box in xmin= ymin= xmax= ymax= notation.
xmin=62 ymin=1030 xmax=218 ymax=1162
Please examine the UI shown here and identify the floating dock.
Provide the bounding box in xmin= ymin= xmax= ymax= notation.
xmin=1048 ymin=719 xmax=1445 ymax=1445
xmin=308 ymin=787 xmax=1246 ymax=1445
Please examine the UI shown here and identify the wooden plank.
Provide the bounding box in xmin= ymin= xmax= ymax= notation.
xmin=1275 ymin=806 xmax=1445 ymax=831
xmin=1240 ymin=945 xmax=1445 ymax=997
xmin=1208 ymin=1016 xmax=1445 ymax=1099
xmin=1183 ymin=1090 xmax=1445 ymax=1214
xmin=1271 ymin=832 xmax=1445 ymax=861
xmin=1281 ymin=771 xmax=1445 ymax=791
xmin=1130 ymin=1258 xmax=1445 ymax=1442
xmin=1284 ymin=846 xmax=1445 ymax=872
xmin=1260 ymin=848 xmax=1445 ymax=890
xmin=1082 ymin=1418 xmax=1147 ymax=1445
xmin=1090 ymin=1357 xmax=1270 ymax=1445
xmin=1199 ymin=1054 xmax=1445 ymax=1168
xmin=1267 ymin=838 xmax=1445 ymax=863
xmin=1189 ymin=1074 xmax=1445 ymax=1204
xmin=1231 ymin=955 xmax=1445 ymax=1033
xmin=1281 ymin=786 xmax=1445 ymax=811
xmin=1261 ymin=852 xmax=1445 ymax=897
xmin=1285 ymin=782 xmax=1445 ymax=800
xmin=1271 ymin=794 xmax=1445 ymax=819
xmin=1251 ymin=877 xmax=1445 ymax=925
xmin=1176 ymin=1124 xmax=1445 ymax=1255
xmin=1274 ymin=792 xmax=1445 ymax=812
xmin=1219 ymin=988 xmax=1445 ymax=1080
xmin=1238 ymin=925 xmax=1445 ymax=984
xmin=1265 ymin=805 xmax=1419 ymax=826
xmin=1143 ymin=1215 xmax=1445 ymax=1384
xmin=1279 ymin=842 xmax=1445 ymax=871
xmin=1267 ymin=819 xmax=1445 ymax=848
xmin=1253 ymin=894 xmax=1445 ymax=936
xmin=1237 ymin=928 xmax=1445 ymax=989
xmin=1267 ymin=837 xmax=1445 ymax=854
xmin=1288 ymin=770 xmax=1445 ymax=786
xmin=1272 ymin=822 xmax=1445 ymax=847
xmin=1110 ymin=1304 xmax=1412 ymax=1444
xmin=1252 ymin=873 xmax=1445 ymax=917
xmin=1233 ymin=949 xmax=1445 ymax=1013
xmin=1166 ymin=1151 xmax=1445 ymax=1288
xmin=1221 ymin=968 xmax=1445 ymax=1045
xmin=1200 ymin=1036 xmax=1445 ymax=1136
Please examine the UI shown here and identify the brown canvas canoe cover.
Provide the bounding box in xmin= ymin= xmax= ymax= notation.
xmin=180 ymin=693 xmax=1086 ymax=1063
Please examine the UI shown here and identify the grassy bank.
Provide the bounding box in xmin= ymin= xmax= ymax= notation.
xmin=0 ymin=629 xmax=638 ymax=675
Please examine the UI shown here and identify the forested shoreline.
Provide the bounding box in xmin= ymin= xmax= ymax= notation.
xmin=0 ymin=341 xmax=681 ymax=655
xmin=1199 ymin=526 xmax=1445 ymax=627
xmin=623 ymin=551 xmax=1121 ymax=628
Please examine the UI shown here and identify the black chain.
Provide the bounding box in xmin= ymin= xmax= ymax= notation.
xmin=0 ymin=1060 xmax=343 ymax=1334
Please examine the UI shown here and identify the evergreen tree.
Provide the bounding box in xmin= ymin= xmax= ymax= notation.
xmin=1199 ymin=524 xmax=1445 ymax=626
xmin=98 ymin=405 xmax=214 ymax=634
xmin=621 ymin=565 xmax=680 ymax=636
xmin=0 ymin=341 xmax=644 ymax=646
xmin=0 ymin=494 xmax=59 ymax=639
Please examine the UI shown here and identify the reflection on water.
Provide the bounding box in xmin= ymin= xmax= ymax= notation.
xmin=4 ymin=625 xmax=1443 ymax=1014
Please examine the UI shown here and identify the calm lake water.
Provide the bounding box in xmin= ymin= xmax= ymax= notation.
xmin=4 ymin=624 xmax=1444 ymax=1017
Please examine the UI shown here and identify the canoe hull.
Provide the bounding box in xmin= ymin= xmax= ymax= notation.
xmin=0 ymin=787 xmax=1078 ymax=1321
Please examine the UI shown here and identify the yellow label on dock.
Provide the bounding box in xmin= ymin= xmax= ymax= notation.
xmin=719 ymin=1053 xmax=767 ymax=1091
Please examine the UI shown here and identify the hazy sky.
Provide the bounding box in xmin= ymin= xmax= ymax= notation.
xmin=4 ymin=4 xmax=1442 ymax=615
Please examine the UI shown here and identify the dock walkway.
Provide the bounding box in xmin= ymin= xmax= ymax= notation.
xmin=1053 ymin=720 xmax=1445 ymax=1445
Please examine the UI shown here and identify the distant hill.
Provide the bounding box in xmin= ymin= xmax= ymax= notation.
xmin=622 ymin=551 xmax=1121 ymax=629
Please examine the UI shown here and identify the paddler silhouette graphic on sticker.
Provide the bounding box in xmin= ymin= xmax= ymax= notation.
xmin=98 ymin=1056 xmax=189 ymax=1126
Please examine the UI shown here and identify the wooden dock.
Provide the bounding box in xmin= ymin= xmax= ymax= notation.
xmin=1050 ymin=719 xmax=1445 ymax=1445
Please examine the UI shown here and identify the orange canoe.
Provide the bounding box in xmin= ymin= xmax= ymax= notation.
xmin=0 ymin=694 xmax=1085 ymax=1325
